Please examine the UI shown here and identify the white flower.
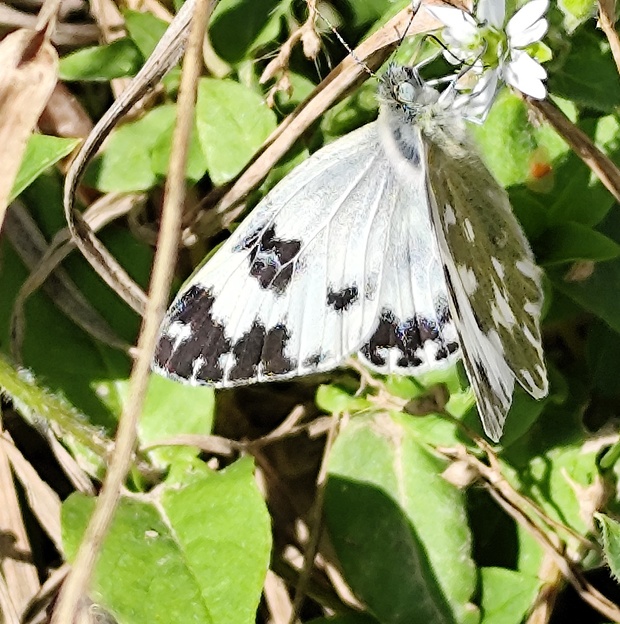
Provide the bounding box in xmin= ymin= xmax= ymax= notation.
xmin=426 ymin=0 xmax=549 ymax=119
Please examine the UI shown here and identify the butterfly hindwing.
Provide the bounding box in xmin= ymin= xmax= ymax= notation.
xmin=357 ymin=116 xmax=461 ymax=376
xmin=155 ymin=123 xmax=431 ymax=386
xmin=427 ymin=139 xmax=548 ymax=440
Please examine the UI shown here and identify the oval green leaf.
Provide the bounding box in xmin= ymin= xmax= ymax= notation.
xmin=195 ymin=78 xmax=277 ymax=185
xmin=324 ymin=413 xmax=477 ymax=624
xmin=62 ymin=457 xmax=271 ymax=624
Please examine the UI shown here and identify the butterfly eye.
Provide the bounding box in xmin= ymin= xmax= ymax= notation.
xmin=397 ymin=81 xmax=416 ymax=103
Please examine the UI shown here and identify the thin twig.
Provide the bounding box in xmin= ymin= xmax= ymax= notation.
xmin=438 ymin=444 xmax=618 ymax=621
xmin=598 ymin=0 xmax=620 ymax=75
xmin=527 ymin=96 xmax=620 ymax=204
xmin=49 ymin=0 xmax=214 ymax=621
xmin=62 ymin=0 xmax=197 ymax=316
xmin=189 ymin=0 xmax=451 ymax=237
xmin=486 ymin=486 xmax=620 ymax=622
xmin=290 ymin=412 xmax=340 ymax=623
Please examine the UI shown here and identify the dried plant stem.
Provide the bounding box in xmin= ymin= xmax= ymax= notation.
xmin=62 ymin=0 xmax=197 ymax=316
xmin=528 ymin=96 xmax=620 ymax=204
xmin=191 ymin=1 xmax=451 ymax=236
xmin=49 ymin=0 xmax=213 ymax=621
xmin=290 ymin=413 xmax=340 ymax=624
xmin=487 ymin=486 xmax=620 ymax=622
xmin=440 ymin=445 xmax=620 ymax=622
xmin=598 ymin=0 xmax=620 ymax=75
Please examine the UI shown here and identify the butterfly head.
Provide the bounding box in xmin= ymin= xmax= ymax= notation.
xmin=379 ymin=64 xmax=440 ymax=117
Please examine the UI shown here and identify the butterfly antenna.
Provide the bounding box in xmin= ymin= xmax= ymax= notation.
xmin=442 ymin=40 xmax=489 ymax=99
xmin=396 ymin=0 xmax=423 ymax=50
xmin=314 ymin=5 xmax=376 ymax=77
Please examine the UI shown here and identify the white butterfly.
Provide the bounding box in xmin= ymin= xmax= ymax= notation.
xmin=153 ymin=63 xmax=548 ymax=441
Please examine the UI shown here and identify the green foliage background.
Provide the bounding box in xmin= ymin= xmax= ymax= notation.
xmin=4 ymin=0 xmax=620 ymax=623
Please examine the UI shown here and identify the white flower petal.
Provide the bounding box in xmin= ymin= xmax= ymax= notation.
xmin=511 ymin=49 xmax=547 ymax=79
xmin=477 ymin=0 xmax=505 ymax=29
xmin=442 ymin=47 xmax=467 ymax=64
xmin=462 ymin=69 xmax=500 ymax=121
xmin=425 ymin=5 xmax=479 ymax=43
xmin=508 ymin=17 xmax=548 ymax=47
xmin=504 ymin=52 xmax=547 ymax=98
xmin=506 ymin=0 xmax=549 ymax=38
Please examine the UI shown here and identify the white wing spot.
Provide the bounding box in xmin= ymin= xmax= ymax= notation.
xmin=463 ymin=218 xmax=475 ymax=242
xmin=524 ymin=299 xmax=540 ymax=316
xmin=458 ymin=264 xmax=478 ymax=295
xmin=191 ymin=356 xmax=206 ymax=383
xmin=167 ymin=321 xmax=192 ymax=351
xmin=491 ymin=257 xmax=505 ymax=280
xmin=522 ymin=322 xmax=539 ymax=347
xmin=491 ymin=282 xmax=516 ymax=329
xmin=218 ymin=352 xmax=237 ymax=375
xmin=444 ymin=204 xmax=457 ymax=226
xmin=516 ymin=259 xmax=540 ymax=281
xmin=520 ymin=368 xmax=536 ymax=389
xmin=486 ymin=329 xmax=505 ymax=354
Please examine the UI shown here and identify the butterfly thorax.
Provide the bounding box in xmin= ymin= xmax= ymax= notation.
xmin=378 ymin=64 xmax=470 ymax=179
xmin=378 ymin=64 xmax=470 ymax=161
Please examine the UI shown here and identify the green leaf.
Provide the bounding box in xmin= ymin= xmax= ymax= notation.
xmin=59 ymin=39 xmax=143 ymax=81
xmin=150 ymin=117 xmax=208 ymax=182
xmin=62 ymin=458 xmax=271 ymax=624
xmin=479 ymin=568 xmax=540 ymax=624
xmin=124 ymin=9 xmax=169 ymax=58
xmin=195 ymin=78 xmax=277 ymax=185
xmin=315 ymin=385 xmax=372 ymax=413
xmin=548 ymin=27 xmax=620 ymax=112
xmin=209 ymin=0 xmax=287 ymax=63
xmin=472 ymin=90 xmax=569 ymax=188
xmin=595 ymin=513 xmax=620 ymax=581
xmin=552 ymin=210 xmax=620 ymax=334
xmin=86 ymin=105 xmax=206 ymax=191
xmin=138 ymin=375 xmax=215 ymax=467
xmin=502 ymin=402 xmax=602 ymax=553
xmin=507 ymin=188 xmax=549 ymax=241
xmin=544 ymin=155 xmax=615 ymax=229
xmin=9 ymin=135 xmax=80 ymax=202
xmin=553 ymin=259 xmax=620 ymax=334
xmin=557 ymin=0 xmax=597 ymax=32
xmin=539 ymin=222 xmax=620 ymax=265
xmin=341 ymin=0 xmax=408 ymax=27
xmin=1 ymin=174 xmax=150 ymax=430
xmin=325 ymin=413 xmax=477 ymax=624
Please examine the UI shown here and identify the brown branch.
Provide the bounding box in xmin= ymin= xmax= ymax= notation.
xmin=598 ymin=0 xmax=620 ymax=75
xmin=49 ymin=0 xmax=215 ymax=621
xmin=188 ymin=0 xmax=453 ymax=237
xmin=527 ymin=96 xmax=620 ymax=204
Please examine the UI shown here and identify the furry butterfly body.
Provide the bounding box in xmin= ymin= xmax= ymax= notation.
xmin=153 ymin=63 xmax=547 ymax=441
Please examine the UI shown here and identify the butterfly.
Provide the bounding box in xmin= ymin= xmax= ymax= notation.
xmin=152 ymin=62 xmax=548 ymax=442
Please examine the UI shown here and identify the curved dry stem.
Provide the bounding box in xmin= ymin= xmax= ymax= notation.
xmin=598 ymin=0 xmax=620 ymax=75
xmin=487 ymin=485 xmax=620 ymax=622
xmin=527 ymin=96 xmax=620 ymax=204
xmin=62 ymin=0 xmax=197 ymax=317
xmin=49 ymin=0 xmax=214 ymax=621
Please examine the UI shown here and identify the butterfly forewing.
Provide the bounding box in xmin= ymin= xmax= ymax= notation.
xmin=427 ymin=140 xmax=548 ymax=440
xmin=155 ymin=121 xmax=457 ymax=387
